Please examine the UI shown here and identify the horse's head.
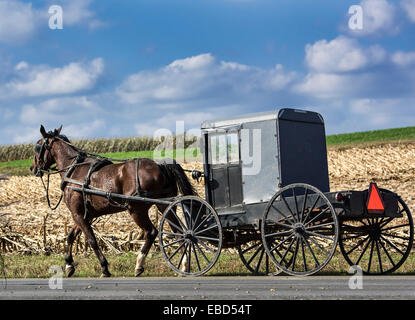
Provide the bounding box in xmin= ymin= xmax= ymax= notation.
xmin=30 ymin=125 xmax=63 ymax=177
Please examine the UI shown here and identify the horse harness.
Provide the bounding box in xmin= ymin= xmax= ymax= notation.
xmin=35 ymin=135 xmax=177 ymax=219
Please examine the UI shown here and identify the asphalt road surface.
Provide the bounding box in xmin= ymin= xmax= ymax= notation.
xmin=0 ymin=276 xmax=415 ymax=300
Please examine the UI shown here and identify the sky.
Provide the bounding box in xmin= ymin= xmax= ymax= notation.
xmin=0 ymin=0 xmax=415 ymax=145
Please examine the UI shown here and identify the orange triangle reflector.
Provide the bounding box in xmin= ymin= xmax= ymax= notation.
xmin=366 ymin=183 xmax=385 ymax=214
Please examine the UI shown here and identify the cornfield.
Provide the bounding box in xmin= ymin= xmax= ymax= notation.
xmin=0 ymin=134 xmax=198 ymax=162
xmin=0 ymin=141 xmax=414 ymax=255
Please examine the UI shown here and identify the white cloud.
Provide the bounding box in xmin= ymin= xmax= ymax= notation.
xmin=135 ymin=111 xmax=214 ymax=137
xmin=2 ymin=58 xmax=104 ymax=98
xmin=401 ymin=0 xmax=415 ymax=22
xmin=349 ymin=0 xmax=398 ymax=36
xmin=19 ymin=96 xmax=103 ymax=125
xmin=0 ymin=0 xmax=105 ymax=44
xmin=305 ymin=36 xmax=386 ymax=73
xmin=391 ymin=51 xmax=415 ymax=66
xmin=55 ymin=0 xmax=107 ymax=30
xmin=116 ymin=53 xmax=296 ymax=105
xmin=0 ymin=0 xmax=40 ymax=44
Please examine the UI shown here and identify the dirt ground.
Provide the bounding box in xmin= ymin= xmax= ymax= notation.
xmin=0 ymin=141 xmax=414 ymax=254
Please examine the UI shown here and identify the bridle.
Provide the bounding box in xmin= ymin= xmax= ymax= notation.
xmin=34 ymin=135 xmax=63 ymax=210
xmin=33 ymin=135 xmax=56 ymax=177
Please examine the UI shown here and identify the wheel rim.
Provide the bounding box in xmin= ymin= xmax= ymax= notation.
xmin=159 ymin=196 xmax=222 ymax=276
xmin=237 ymin=234 xmax=282 ymax=276
xmin=261 ymin=183 xmax=339 ymax=276
xmin=339 ymin=196 xmax=414 ymax=275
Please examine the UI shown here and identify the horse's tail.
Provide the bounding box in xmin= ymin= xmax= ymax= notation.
xmin=159 ymin=160 xmax=197 ymax=196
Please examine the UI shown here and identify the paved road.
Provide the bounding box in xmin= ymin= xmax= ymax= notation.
xmin=0 ymin=276 xmax=415 ymax=300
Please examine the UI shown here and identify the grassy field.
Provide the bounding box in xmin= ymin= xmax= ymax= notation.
xmin=3 ymin=248 xmax=415 ymax=278
xmin=326 ymin=126 xmax=415 ymax=146
xmin=0 ymin=148 xmax=201 ymax=176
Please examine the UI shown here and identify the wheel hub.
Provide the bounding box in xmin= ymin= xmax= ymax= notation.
xmin=293 ymin=223 xmax=306 ymax=236
xmin=369 ymin=224 xmax=381 ymax=240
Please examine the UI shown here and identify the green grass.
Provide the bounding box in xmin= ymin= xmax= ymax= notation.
xmin=326 ymin=126 xmax=415 ymax=146
xmin=0 ymin=148 xmax=201 ymax=176
xmin=2 ymin=248 xmax=415 ymax=278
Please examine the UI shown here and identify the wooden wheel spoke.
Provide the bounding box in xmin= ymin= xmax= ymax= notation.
xmin=169 ymin=208 xmax=187 ymax=232
xmin=302 ymin=195 xmax=320 ymax=225
xmin=163 ymin=238 xmax=185 ymax=248
xmin=346 ymin=236 xmax=369 ymax=255
xmin=306 ymin=221 xmax=334 ymax=231
xmin=304 ymin=207 xmax=330 ymax=227
xmin=164 ymin=217 xmax=185 ymax=234
xmin=367 ymin=240 xmax=375 ymax=273
xmin=191 ymin=242 xmax=201 ymax=272
xmin=291 ymin=237 xmax=300 ymax=271
xmin=381 ymin=233 xmax=410 ymax=241
xmin=303 ymin=236 xmax=320 ymax=267
xmin=306 ymin=230 xmax=333 ymax=241
xmin=247 ymin=243 xmax=263 ymax=266
xmin=194 ymin=224 xmax=219 ymax=236
xmin=161 ymin=231 xmax=184 ymax=238
xmin=269 ymin=234 xmax=294 ymax=254
xmin=195 ymin=242 xmax=211 ymax=264
xmin=380 ymin=235 xmax=405 ymax=256
xmin=168 ymin=240 xmax=186 ymax=261
xmin=281 ymin=194 xmax=297 ymax=223
xmin=193 ymin=211 xmax=213 ymax=233
xmin=381 ymin=223 xmax=410 ymax=232
xmin=254 ymin=248 xmax=266 ymax=274
xmin=379 ymin=238 xmax=396 ymax=267
xmin=375 ymin=239 xmax=383 ymax=274
xmin=307 ymin=234 xmax=329 ymax=257
xmin=355 ymin=238 xmax=372 ymax=266
xmin=271 ymin=203 xmax=296 ymax=225
xmin=242 ymin=242 xmax=261 ymax=254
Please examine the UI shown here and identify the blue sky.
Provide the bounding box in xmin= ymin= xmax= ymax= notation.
xmin=0 ymin=0 xmax=415 ymax=145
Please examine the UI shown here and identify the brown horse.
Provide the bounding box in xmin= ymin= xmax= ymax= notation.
xmin=30 ymin=125 xmax=196 ymax=277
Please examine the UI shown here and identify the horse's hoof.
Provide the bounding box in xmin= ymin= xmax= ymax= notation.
xmin=65 ymin=265 xmax=75 ymax=278
xmin=100 ymin=272 xmax=111 ymax=278
xmin=135 ymin=267 xmax=144 ymax=277
xmin=100 ymin=270 xmax=111 ymax=278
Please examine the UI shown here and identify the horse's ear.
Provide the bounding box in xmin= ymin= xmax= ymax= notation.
xmin=56 ymin=125 xmax=63 ymax=135
xmin=40 ymin=125 xmax=47 ymax=138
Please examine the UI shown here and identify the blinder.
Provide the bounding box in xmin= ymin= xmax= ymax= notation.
xmin=34 ymin=136 xmax=55 ymax=175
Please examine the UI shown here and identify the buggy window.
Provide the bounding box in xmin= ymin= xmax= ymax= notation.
xmin=210 ymin=132 xmax=239 ymax=165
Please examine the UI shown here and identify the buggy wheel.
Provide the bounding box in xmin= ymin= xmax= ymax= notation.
xmin=159 ymin=196 xmax=222 ymax=276
xmin=261 ymin=183 xmax=339 ymax=276
xmin=237 ymin=233 xmax=282 ymax=276
xmin=339 ymin=196 xmax=414 ymax=275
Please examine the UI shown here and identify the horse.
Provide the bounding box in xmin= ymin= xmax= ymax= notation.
xmin=30 ymin=125 xmax=196 ymax=277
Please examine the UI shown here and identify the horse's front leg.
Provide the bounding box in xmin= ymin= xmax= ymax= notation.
xmin=65 ymin=225 xmax=81 ymax=277
xmin=75 ymin=214 xmax=111 ymax=277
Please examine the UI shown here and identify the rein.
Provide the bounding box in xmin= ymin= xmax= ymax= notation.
xmin=39 ymin=168 xmax=64 ymax=211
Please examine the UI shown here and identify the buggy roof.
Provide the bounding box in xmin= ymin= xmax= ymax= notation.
xmin=200 ymin=108 xmax=324 ymax=130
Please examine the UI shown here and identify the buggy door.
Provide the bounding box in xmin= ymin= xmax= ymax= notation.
xmin=207 ymin=130 xmax=243 ymax=212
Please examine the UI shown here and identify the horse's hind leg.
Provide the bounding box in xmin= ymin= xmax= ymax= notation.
xmin=65 ymin=225 xmax=81 ymax=277
xmin=156 ymin=204 xmax=188 ymax=274
xmin=129 ymin=204 xmax=158 ymax=277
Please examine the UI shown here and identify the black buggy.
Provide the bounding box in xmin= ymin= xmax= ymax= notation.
xmin=157 ymin=108 xmax=414 ymax=276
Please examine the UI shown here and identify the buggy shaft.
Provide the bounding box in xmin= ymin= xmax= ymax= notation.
xmin=66 ymin=186 xmax=174 ymax=205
